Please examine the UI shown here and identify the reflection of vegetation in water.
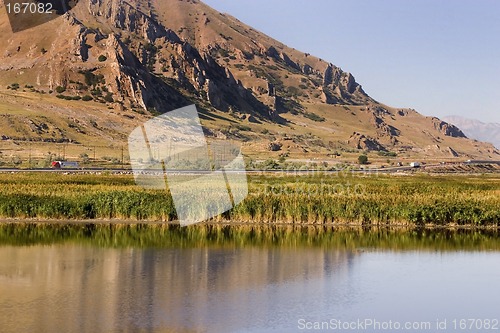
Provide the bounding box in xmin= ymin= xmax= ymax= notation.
xmin=1 ymin=223 xmax=500 ymax=251
xmin=0 ymin=173 xmax=499 ymax=225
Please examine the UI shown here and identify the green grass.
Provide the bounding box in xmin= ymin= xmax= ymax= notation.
xmin=0 ymin=173 xmax=498 ymax=226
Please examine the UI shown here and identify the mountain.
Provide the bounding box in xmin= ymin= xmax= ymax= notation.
xmin=443 ymin=116 xmax=500 ymax=149
xmin=0 ymin=0 xmax=498 ymax=163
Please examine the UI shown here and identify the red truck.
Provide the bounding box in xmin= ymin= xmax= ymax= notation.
xmin=51 ymin=161 xmax=80 ymax=169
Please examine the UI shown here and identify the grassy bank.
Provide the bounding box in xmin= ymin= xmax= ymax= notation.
xmin=1 ymin=223 xmax=500 ymax=250
xmin=0 ymin=173 xmax=499 ymax=226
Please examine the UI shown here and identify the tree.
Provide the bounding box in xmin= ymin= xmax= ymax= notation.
xmin=11 ymin=155 xmax=22 ymax=166
xmin=358 ymin=154 xmax=369 ymax=165
xmin=262 ymin=159 xmax=279 ymax=170
xmin=79 ymin=153 xmax=90 ymax=164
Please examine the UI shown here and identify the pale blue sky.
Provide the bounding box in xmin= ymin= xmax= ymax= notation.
xmin=203 ymin=0 xmax=500 ymax=123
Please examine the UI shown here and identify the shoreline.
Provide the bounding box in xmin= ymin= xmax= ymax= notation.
xmin=1 ymin=218 xmax=499 ymax=230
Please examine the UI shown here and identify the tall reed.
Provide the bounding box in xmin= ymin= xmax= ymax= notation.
xmin=0 ymin=173 xmax=498 ymax=226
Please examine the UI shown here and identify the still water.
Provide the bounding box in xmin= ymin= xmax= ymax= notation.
xmin=1 ymin=239 xmax=500 ymax=333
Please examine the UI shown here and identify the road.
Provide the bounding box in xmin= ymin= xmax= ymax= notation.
xmin=0 ymin=166 xmax=416 ymax=174
xmin=1 ymin=161 xmax=497 ymax=174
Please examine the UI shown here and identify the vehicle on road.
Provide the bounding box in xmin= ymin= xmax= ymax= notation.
xmin=51 ymin=161 xmax=80 ymax=169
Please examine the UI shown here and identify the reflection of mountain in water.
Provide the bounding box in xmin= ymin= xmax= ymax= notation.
xmin=0 ymin=245 xmax=356 ymax=333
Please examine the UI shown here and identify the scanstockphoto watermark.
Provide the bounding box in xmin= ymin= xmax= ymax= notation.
xmin=263 ymin=165 xmax=380 ymax=197
xmin=297 ymin=318 xmax=500 ymax=331
xmin=259 ymin=165 xmax=383 ymax=179
xmin=298 ymin=318 xmax=433 ymax=331
xmin=128 ymin=104 xmax=248 ymax=226
xmin=259 ymin=164 xmax=378 ymax=197
xmin=263 ymin=180 xmax=367 ymax=197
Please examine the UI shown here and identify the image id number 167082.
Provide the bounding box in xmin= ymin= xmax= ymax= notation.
xmin=5 ymin=2 xmax=53 ymax=14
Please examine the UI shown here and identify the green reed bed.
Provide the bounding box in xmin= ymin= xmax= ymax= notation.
xmin=0 ymin=173 xmax=175 ymax=220
xmin=1 ymin=223 xmax=500 ymax=251
xmin=235 ymin=173 xmax=500 ymax=226
xmin=0 ymin=172 xmax=498 ymax=226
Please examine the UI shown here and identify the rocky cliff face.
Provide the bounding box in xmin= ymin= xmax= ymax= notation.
xmin=347 ymin=132 xmax=385 ymax=151
xmin=1 ymin=0 xmax=274 ymax=117
xmin=88 ymin=0 xmax=274 ymax=116
xmin=322 ymin=64 xmax=366 ymax=103
xmin=431 ymin=117 xmax=467 ymax=138
xmin=38 ymin=0 xmax=370 ymax=117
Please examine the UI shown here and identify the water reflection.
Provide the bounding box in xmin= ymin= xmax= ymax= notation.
xmin=1 ymin=223 xmax=500 ymax=251
xmin=1 ymin=226 xmax=500 ymax=333
xmin=0 ymin=244 xmax=357 ymax=333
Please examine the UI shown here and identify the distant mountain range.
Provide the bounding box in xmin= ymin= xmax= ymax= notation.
xmin=443 ymin=116 xmax=500 ymax=149
xmin=0 ymin=0 xmax=498 ymax=160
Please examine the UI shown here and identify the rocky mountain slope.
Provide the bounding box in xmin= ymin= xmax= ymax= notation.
xmin=443 ymin=116 xmax=500 ymax=149
xmin=0 ymin=0 xmax=498 ymax=162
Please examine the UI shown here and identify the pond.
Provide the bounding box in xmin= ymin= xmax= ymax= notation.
xmin=0 ymin=225 xmax=499 ymax=333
